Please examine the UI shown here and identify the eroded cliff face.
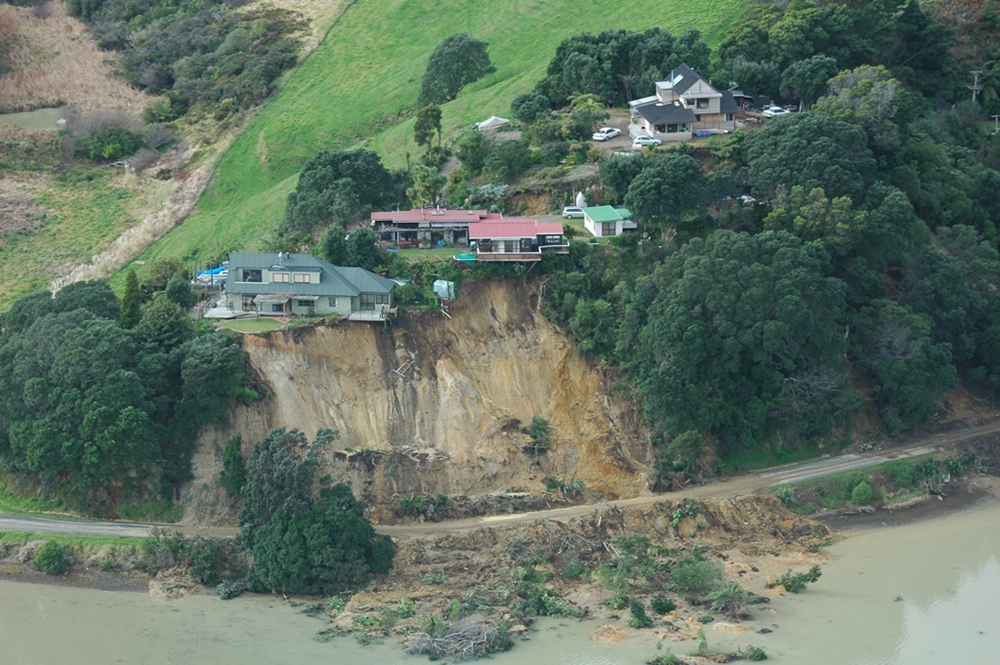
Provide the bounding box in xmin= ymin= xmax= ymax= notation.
xmin=185 ymin=279 xmax=652 ymax=522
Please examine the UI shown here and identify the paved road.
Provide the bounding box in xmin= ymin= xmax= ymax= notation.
xmin=3 ymin=419 xmax=999 ymax=540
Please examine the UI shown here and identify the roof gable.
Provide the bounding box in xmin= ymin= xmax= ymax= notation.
xmin=657 ymin=63 xmax=710 ymax=96
xmin=634 ymin=100 xmax=697 ymax=124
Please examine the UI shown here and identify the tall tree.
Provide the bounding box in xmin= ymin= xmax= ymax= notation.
xmin=121 ymin=269 xmax=141 ymax=329
xmin=417 ymin=33 xmax=495 ymax=108
xmin=283 ymin=149 xmax=394 ymax=238
xmin=624 ymin=154 xmax=706 ymax=234
xmin=413 ymin=104 xmax=442 ymax=154
xmin=780 ymin=55 xmax=838 ymax=109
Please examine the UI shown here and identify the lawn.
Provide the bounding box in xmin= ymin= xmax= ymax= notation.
xmin=215 ymin=318 xmax=286 ymax=333
xmin=132 ymin=0 xmax=746 ymax=268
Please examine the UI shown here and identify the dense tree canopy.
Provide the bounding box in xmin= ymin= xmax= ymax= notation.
xmin=0 ymin=283 xmax=247 ymax=505
xmin=417 ymin=33 xmax=495 ymax=108
xmin=747 ymin=112 xmax=876 ymax=202
xmin=535 ymin=28 xmax=710 ymax=106
xmin=282 ymin=149 xmax=397 ymax=238
xmin=629 ymin=231 xmax=849 ymax=449
xmin=239 ymin=428 xmax=394 ymax=594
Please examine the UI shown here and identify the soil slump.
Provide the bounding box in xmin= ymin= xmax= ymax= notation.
xmin=185 ymin=279 xmax=653 ymax=521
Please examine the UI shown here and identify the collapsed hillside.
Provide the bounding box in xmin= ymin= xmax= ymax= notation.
xmin=186 ymin=278 xmax=653 ymax=523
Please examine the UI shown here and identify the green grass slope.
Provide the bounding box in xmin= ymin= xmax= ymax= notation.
xmin=137 ymin=0 xmax=745 ymax=266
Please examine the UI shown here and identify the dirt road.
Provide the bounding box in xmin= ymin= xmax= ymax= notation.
xmin=3 ymin=418 xmax=998 ymax=540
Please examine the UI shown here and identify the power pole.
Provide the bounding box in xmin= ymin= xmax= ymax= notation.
xmin=993 ymin=114 xmax=1000 ymax=134
xmin=969 ymin=70 xmax=983 ymax=103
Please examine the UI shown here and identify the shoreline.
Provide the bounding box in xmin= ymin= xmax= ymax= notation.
xmin=4 ymin=476 xmax=998 ymax=597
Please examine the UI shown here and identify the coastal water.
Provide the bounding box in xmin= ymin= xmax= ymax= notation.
xmin=2 ymin=502 xmax=999 ymax=665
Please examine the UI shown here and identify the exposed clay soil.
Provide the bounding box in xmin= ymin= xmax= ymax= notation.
xmin=183 ymin=278 xmax=654 ymax=525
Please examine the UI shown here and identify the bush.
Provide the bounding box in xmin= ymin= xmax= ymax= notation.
xmin=883 ymin=459 xmax=916 ymax=487
xmin=32 ymin=540 xmax=69 ymax=575
xmin=650 ymin=594 xmax=677 ymax=615
xmin=779 ymin=565 xmax=822 ymax=593
xmin=647 ymin=651 xmax=683 ymax=665
xmin=851 ymin=480 xmax=875 ymax=505
xmin=219 ymin=434 xmax=247 ymax=496
xmin=671 ymin=552 xmax=723 ymax=595
xmin=629 ymin=599 xmax=653 ymax=628
xmin=741 ymin=645 xmax=768 ymax=661
xmin=561 ymin=556 xmax=585 ymax=580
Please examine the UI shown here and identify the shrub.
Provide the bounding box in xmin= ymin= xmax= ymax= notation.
xmin=629 ymin=599 xmax=653 ymax=628
xmin=561 ymin=556 xmax=585 ymax=580
xmin=774 ymin=485 xmax=795 ymax=505
xmin=779 ymin=565 xmax=822 ymax=593
xmin=647 ymin=651 xmax=683 ymax=665
xmin=741 ymin=645 xmax=768 ymax=661
xmin=33 ymin=540 xmax=69 ymax=575
xmin=851 ymin=480 xmax=875 ymax=505
xmin=883 ymin=459 xmax=916 ymax=487
xmin=650 ymin=594 xmax=677 ymax=615
xmin=671 ymin=552 xmax=723 ymax=595
xmin=219 ymin=434 xmax=246 ymax=496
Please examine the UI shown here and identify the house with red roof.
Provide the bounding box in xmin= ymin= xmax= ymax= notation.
xmin=468 ymin=219 xmax=568 ymax=261
xmin=370 ymin=208 xmax=501 ymax=248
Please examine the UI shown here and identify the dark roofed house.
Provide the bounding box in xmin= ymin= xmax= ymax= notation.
xmin=629 ymin=63 xmax=736 ymax=140
xmin=370 ymin=208 xmax=501 ymax=248
xmin=224 ymin=252 xmax=394 ymax=321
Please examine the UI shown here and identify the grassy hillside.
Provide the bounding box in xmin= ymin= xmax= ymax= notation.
xmin=0 ymin=173 xmax=146 ymax=308
xmin=135 ymin=0 xmax=745 ymax=267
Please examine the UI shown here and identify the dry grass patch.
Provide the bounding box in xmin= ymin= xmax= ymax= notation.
xmin=0 ymin=1 xmax=154 ymax=115
xmin=0 ymin=174 xmax=51 ymax=238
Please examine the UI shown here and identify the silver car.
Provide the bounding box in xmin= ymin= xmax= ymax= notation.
xmin=592 ymin=127 xmax=621 ymax=141
xmin=631 ymin=135 xmax=663 ymax=149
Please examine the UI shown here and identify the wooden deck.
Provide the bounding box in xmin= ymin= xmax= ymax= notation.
xmin=475 ymin=246 xmax=569 ymax=262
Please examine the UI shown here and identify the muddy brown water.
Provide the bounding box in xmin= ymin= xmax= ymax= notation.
xmin=3 ymin=502 xmax=999 ymax=664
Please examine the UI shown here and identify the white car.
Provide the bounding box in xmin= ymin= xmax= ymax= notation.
xmin=592 ymin=127 xmax=622 ymax=141
xmin=561 ymin=206 xmax=585 ymax=219
xmin=631 ymin=135 xmax=663 ymax=149
xmin=761 ymin=106 xmax=790 ymax=118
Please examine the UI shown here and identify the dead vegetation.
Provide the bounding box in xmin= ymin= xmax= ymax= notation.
xmin=0 ymin=174 xmax=50 ymax=238
xmin=0 ymin=1 xmax=154 ymax=115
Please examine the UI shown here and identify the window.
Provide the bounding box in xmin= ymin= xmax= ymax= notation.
xmin=601 ymin=222 xmax=616 ymax=237
xmin=242 ymin=295 xmax=257 ymax=311
xmin=725 ymin=113 xmax=734 ymax=122
xmin=667 ymin=124 xmax=679 ymax=133
xmin=520 ymin=238 xmax=533 ymax=252
xmin=328 ymin=297 xmax=338 ymax=308
xmin=243 ymin=269 xmax=262 ymax=283
xmin=272 ymin=272 xmax=289 ymax=282
xmin=297 ymin=300 xmax=315 ymax=308
xmin=360 ymin=294 xmax=390 ymax=310
xmin=271 ymin=304 xmax=284 ymax=313
xmin=654 ymin=123 xmax=666 ymax=133
xmin=696 ymin=98 xmax=709 ymax=109
xmin=293 ymin=273 xmax=310 ymax=283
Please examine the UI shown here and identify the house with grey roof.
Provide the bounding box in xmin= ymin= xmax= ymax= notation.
xmin=223 ymin=252 xmax=395 ymax=321
xmin=630 ymin=63 xmax=738 ymax=140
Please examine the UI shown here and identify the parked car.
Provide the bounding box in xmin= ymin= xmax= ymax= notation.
xmin=631 ymin=135 xmax=663 ymax=149
xmin=761 ymin=106 xmax=790 ymax=118
xmin=561 ymin=206 xmax=585 ymax=219
xmin=592 ymin=127 xmax=621 ymax=141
